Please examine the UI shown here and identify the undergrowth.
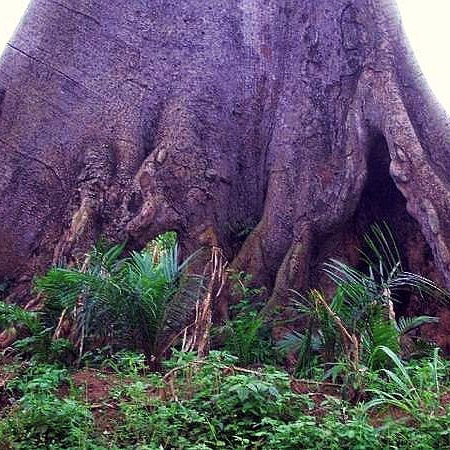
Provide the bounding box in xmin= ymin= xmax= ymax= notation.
xmin=1 ymin=350 xmax=450 ymax=449
xmin=1 ymin=226 xmax=450 ymax=449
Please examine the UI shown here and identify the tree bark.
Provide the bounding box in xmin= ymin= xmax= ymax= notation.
xmin=1 ymin=0 xmax=450 ymax=320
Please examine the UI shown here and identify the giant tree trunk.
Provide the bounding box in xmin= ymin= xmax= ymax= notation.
xmin=1 ymin=0 xmax=450 ymax=326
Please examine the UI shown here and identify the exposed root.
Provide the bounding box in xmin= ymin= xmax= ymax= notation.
xmin=182 ymin=247 xmax=228 ymax=357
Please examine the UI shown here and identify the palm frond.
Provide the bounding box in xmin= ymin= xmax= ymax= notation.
xmin=361 ymin=222 xmax=402 ymax=279
xmin=397 ymin=315 xmax=438 ymax=335
xmin=323 ymin=260 xmax=380 ymax=303
xmin=101 ymin=241 xmax=127 ymax=271
xmin=361 ymin=306 xmax=400 ymax=369
xmin=389 ymin=272 xmax=449 ymax=301
xmin=0 ymin=301 xmax=42 ymax=335
xmin=159 ymin=244 xmax=180 ymax=283
xmin=277 ymin=330 xmax=306 ymax=354
xmin=34 ymin=235 xmax=204 ymax=361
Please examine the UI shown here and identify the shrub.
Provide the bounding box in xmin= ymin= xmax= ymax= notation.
xmin=0 ymin=363 xmax=94 ymax=449
xmin=35 ymin=234 xmax=203 ymax=363
xmin=0 ymin=394 xmax=94 ymax=449
xmin=0 ymin=300 xmax=74 ymax=363
xmin=279 ymin=224 xmax=446 ymax=385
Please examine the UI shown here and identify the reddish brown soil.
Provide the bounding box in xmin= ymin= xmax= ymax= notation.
xmin=72 ymin=369 xmax=118 ymax=402
xmin=440 ymin=391 xmax=450 ymax=407
xmin=290 ymin=379 xmax=342 ymax=397
xmin=71 ymin=369 xmax=123 ymax=432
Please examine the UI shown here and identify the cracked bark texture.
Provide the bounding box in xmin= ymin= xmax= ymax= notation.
xmin=1 ymin=0 xmax=450 ymax=320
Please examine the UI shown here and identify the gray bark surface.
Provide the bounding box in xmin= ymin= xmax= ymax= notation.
xmin=1 ymin=0 xmax=450 ymax=326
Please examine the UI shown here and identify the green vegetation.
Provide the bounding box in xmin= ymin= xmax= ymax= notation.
xmin=1 ymin=350 xmax=450 ymax=449
xmin=279 ymin=225 xmax=445 ymax=387
xmin=1 ymin=227 xmax=450 ymax=449
xmin=34 ymin=237 xmax=203 ymax=363
xmin=0 ymin=362 xmax=93 ymax=449
xmin=213 ymin=271 xmax=280 ymax=366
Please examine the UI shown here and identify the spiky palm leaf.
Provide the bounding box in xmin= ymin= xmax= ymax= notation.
xmin=35 ymin=238 xmax=203 ymax=360
xmin=277 ymin=330 xmax=307 ymax=354
xmin=0 ymin=301 xmax=42 ymax=335
xmin=360 ymin=305 xmax=400 ymax=369
xmin=284 ymin=224 xmax=448 ymax=374
xmin=397 ymin=315 xmax=439 ymax=335
xmin=325 ymin=223 xmax=449 ymax=307
xmin=280 ymin=289 xmax=343 ymax=369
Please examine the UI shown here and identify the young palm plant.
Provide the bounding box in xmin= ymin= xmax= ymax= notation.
xmin=279 ymin=224 xmax=446 ymax=378
xmin=35 ymin=235 xmax=203 ymax=364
